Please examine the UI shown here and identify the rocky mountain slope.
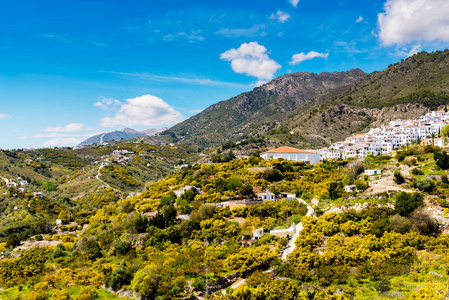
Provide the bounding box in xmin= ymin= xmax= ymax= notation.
xmin=166 ymin=69 xmax=367 ymax=147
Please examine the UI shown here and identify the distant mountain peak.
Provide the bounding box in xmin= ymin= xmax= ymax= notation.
xmin=78 ymin=127 xmax=166 ymax=146
xmin=121 ymin=128 xmax=139 ymax=134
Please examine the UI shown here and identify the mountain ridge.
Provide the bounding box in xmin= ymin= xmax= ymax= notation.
xmin=166 ymin=68 xmax=367 ymax=147
xmin=79 ymin=127 xmax=167 ymax=146
xmin=162 ymin=50 xmax=449 ymax=150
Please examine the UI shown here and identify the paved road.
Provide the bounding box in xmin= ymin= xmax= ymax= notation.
xmin=280 ymin=198 xmax=315 ymax=260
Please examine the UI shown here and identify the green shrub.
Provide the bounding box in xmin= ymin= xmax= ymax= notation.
xmin=393 ymin=170 xmax=405 ymax=184
xmin=417 ymin=178 xmax=435 ymax=192
xmin=395 ymin=192 xmax=424 ymax=217
xmin=410 ymin=168 xmax=424 ymax=175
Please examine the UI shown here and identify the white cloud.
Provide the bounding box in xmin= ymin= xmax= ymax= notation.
xmin=23 ymin=133 xmax=97 ymax=139
xmin=270 ymin=10 xmax=291 ymax=23
xmin=378 ymin=0 xmax=449 ymax=46
xmin=220 ymin=42 xmax=281 ymax=81
xmin=100 ymin=94 xmax=184 ymax=127
xmin=216 ymin=25 xmax=266 ymax=38
xmin=42 ymin=123 xmax=91 ymax=132
xmin=163 ymin=30 xmax=204 ymax=42
xmin=289 ymin=0 xmax=300 ymax=8
xmin=0 ymin=114 xmax=9 ymax=119
xmin=395 ymin=44 xmax=422 ymax=57
xmin=289 ymin=51 xmax=329 ymax=65
xmin=356 ymin=16 xmax=364 ymax=23
xmin=43 ymin=138 xmax=83 ymax=147
xmin=94 ymin=97 xmax=122 ymax=109
xmin=107 ymin=71 xmax=249 ymax=88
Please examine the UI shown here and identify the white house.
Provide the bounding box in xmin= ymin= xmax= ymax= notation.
xmin=174 ymin=186 xmax=200 ymax=198
xmin=256 ymin=191 xmax=275 ymax=201
xmin=365 ymin=169 xmax=382 ymax=175
xmin=278 ymin=192 xmax=296 ymax=200
xmin=344 ymin=185 xmax=356 ymax=193
xmin=261 ymin=146 xmax=321 ymax=165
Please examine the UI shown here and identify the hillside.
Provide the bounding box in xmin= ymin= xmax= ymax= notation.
xmin=166 ymin=69 xmax=367 ymax=147
xmin=2 ymin=143 xmax=449 ymax=299
xmin=274 ymin=50 xmax=449 ymax=148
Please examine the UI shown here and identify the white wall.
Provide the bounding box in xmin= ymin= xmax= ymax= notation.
xmin=261 ymin=152 xmax=321 ymax=165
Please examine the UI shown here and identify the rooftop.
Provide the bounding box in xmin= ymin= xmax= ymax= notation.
xmin=262 ymin=146 xmax=315 ymax=154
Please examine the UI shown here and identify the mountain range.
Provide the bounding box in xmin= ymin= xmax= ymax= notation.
xmin=162 ymin=50 xmax=449 ymax=149
xmin=82 ymin=50 xmax=449 ymax=150
xmin=78 ymin=127 xmax=166 ymax=146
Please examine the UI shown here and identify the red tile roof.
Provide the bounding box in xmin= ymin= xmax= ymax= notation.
xmin=262 ymin=146 xmax=315 ymax=154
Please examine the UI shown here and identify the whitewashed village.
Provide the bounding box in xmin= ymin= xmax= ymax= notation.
xmin=320 ymin=110 xmax=449 ymax=160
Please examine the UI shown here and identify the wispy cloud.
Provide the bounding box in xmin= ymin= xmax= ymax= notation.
xmin=270 ymin=10 xmax=291 ymax=23
xmin=42 ymin=33 xmax=107 ymax=48
xmin=42 ymin=123 xmax=94 ymax=132
xmin=21 ymin=132 xmax=99 ymax=139
xmin=355 ymin=16 xmax=364 ymax=23
xmin=43 ymin=138 xmax=84 ymax=147
xmin=289 ymin=51 xmax=329 ymax=65
xmin=163 ymin=30 xmax=205 ymax=42
xmin=106 ymin=71 xmax=251 ymax=88
xmin=289 ymin=0 xmax=300 ymax=8
xmin=0 ymin=114 xmax=10 ymax=119
xmin=393 ymin=44 xmax=422 ymax=57
xmin=216 ymin=24 xmax=266 ymax=38
xmin=174 ymin=106 xmax=205 ymax=114
xmin=94 ymin=97 xmax=122 ymax=110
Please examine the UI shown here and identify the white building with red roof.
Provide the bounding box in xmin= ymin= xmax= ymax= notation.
xmin=260 ymin=146 xmax=321 ymax=165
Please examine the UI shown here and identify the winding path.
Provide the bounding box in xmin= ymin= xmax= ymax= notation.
xmin=96 ymin=162 xmax=110 ymax=188
xmin=281 ymin=198 xmax=315 ymax=260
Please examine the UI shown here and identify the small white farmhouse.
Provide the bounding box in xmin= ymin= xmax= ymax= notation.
xmin=365 ymin=169 xmax=381 ymax=175
xmin=256 ymin=191 xmax=275 ymax=201
xmin=344 ymin=185 xmax=356 ymax=193
xmin=279 ymin=192 xmax=296 ymax=200
xmin=261 ymin=146 xmax=321 ymax=165
xmin=174 ymin=186 xmax=201 ymax=198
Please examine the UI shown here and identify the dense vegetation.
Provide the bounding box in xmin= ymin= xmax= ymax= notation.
xmin=1 ymin=140 xmax=449 ymax=299
xmin=38 ymin=149 xmax=89 ymax=170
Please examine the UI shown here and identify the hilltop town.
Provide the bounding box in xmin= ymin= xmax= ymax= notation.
xmin=321 ymin=110 xmax=449 ymax=160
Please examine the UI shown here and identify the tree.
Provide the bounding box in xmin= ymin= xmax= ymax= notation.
xmin=42 ymin=181 xmax=57 ymax=191
xmin=50 ymin=289 xmax=70 ymax=300
xmin=441 ymin=124 xmax=449 ymax=145
xmin=434 ymin=151 xmax=449 ymax=170
xmin=375 ymin=278 xmax=391 ymax=293
xmin=393 ymin=170 xmax=405 ymax=184
xmin=410 ymin=208 xmax=440 ymax=236
xmin=106 ymin=263 xmax=132 ymax=291
xmin=430 ymin=133 xmax=437 ymax=146
xmin=328 ymin=182 xmax=343 ymax=200
xmin=389 ymin=214 xmax=411 ymax=234
xmin=162 ymin=205 xmax=177 ymax=228
xmin=395 ymin=192 xmax=424 ymax=217
xmin=417 ymin=178 xmax=435 ymax=193
xmin=131 ymin=265 xmax=161 ymax=299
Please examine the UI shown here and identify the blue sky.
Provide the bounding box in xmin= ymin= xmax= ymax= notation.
xmin=2 ymin=0 xmax=449 ymax=149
